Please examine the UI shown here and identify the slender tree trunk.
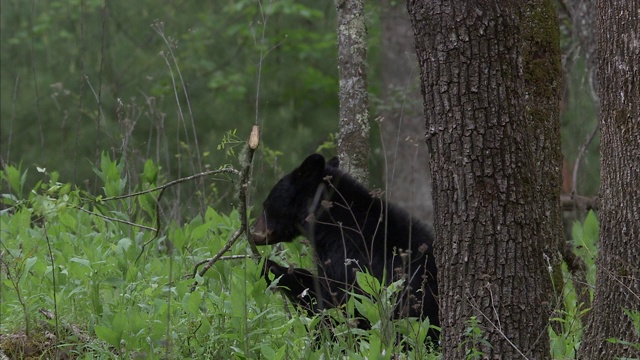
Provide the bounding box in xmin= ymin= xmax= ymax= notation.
xmin=380 ymin=0 xmax=433 ymax=223
xmin=561 ymin=0 xmax=598 ymax=103
xmin=335 ymin=0 xmax=369 ymax=183
xmin=407 ymin=1 xmax=553 ymax=357
xmin=579 ymin=1 xmax=640 ymax=358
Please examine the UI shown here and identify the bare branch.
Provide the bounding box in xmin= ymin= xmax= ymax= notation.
xmin=75 ymin=206 xmax=157 ymax=232
xmin=98 ymin=168 xmax=240 ymax=202
xmin=560 ymin=194 xmax=597 ymax=211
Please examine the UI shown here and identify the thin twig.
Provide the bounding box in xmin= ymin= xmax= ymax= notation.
xmin=75 ymin=206 xmax=157 ymax=232
xmin=468 ymin=290 xmax=530 ymax=360
xmin=99 ymin=168 xmax=240 ymax=201
xmin=190 ymin=227 xmax=245 ymax=291
xmin=135 ymin=187 xmax=168 ymax=263
xmin=42 ymin=222 xmax=60 ymax=359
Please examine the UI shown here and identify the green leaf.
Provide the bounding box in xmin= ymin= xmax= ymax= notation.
xmin=59 ymin=212 xmax=77 ymax=230
xmin=352 ymin=293 xmax=379 ymax=324
xmin=582 ymin=210 xmax=599 ymax=245
xmin=70 ymin=257 xmax=92 ymax=269
xmin=19 ymin=256 xmax=38 ymax=285
xmin=143 ymin=159 xmax=159 ymax=184
xmin=116 ymin=238 xmax=132 ymax=254
xmin=191 ymin=223 xmax=211 ymax=241
xmin=260 ymin=344 xmax=275 ymax=359
xmin=182 ymin=291 xmax=202 ymax=315
xmin=2 ymin=165 xmax=24 ymax=195
xmin=356 ymin=271 xmax=381 ymax=296
xmin=94 ymin=325 xmax=122 ymax=348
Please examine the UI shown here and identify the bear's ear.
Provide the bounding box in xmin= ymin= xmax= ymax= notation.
xmin=293 ymin=153 xmax=326 ymax=184
xmin=327 ymin=156 xmax=340 ymax=168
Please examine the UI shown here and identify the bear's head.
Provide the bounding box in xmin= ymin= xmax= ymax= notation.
xmin=252 ymin=154 xmax=339 ymax=245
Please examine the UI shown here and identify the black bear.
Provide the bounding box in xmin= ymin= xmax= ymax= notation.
xmin=253 ymin=153 xmax=438 ymax=339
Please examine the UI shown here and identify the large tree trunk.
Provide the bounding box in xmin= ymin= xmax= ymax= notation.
xmin=380 ymin=0 xmax=433 ymax=223
xmin=407 ymin=1 xmax=554 ymax=357
xmin=335 ymin=0 xmax=370 ymax=184
xmin=579 ymin=1 xmax=640 ymax=358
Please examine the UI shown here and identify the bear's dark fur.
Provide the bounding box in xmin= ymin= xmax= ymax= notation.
xmin=253 ymin=153 xmax=438 ymax=338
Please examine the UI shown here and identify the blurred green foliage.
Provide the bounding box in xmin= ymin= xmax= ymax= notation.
xmin=560 ymin=58 xmax=600 ymax=196
xmin=1 ymin=0 xmax=599 ymax=218
xmin=1 ymin=0 xmax=347 ymax=217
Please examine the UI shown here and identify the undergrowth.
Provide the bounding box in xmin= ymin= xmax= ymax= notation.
xmin=0 ymin=156 xmax=439 ymax=359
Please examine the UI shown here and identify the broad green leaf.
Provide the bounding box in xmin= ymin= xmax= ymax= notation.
xmin=59 ymin=212 xmax=77 ymax=230
xmin=356 ymin=271 xmax=381 ymax=296
xmin=94 ymin=325 xmax=122 ymax=347
xmin=191 ymin=223 xmax=210 ymax=241
xmin=116 ymin=238 xmax=132 ymax=254
xmin=182 ymin=291 xmax=202 ymax=315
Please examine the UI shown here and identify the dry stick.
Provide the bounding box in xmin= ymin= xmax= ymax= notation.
xmin=241 ymin=125 xmax=261 ymax=257
xmin=191 ymin=126 xmax=263 ymax=291
xmin=560 ymin=194 xmax=597 ymax=211
xmin=191 ymin=227 xmax=245 ymax=282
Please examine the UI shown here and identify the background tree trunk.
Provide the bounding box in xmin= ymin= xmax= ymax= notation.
xmin=335 ymin=0 xmax=370 ymax=184
xmin=380 ymin=0 xmax=433 ymax=223
xmin=407 ymin=1 xmax=553 ymax=357
xmin=521 ymin=0 xmax=565 ymax=333
xmin=561 ymin=0 xmax=598 ymax=103
xmin=579 ymin=1 xmax=640 ymax=358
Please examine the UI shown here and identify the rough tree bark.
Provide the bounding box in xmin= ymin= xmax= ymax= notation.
xmin=380 ymin=0 xmax=433 ymax=223
xmin=579 ymin=1 xmax=640 ymax=358
xmin=407 ymin=1 xmax=555 ymax=357
xmin=335 ymin=0 xmax=369 ymax=184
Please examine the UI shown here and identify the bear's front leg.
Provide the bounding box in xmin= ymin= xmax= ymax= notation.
xmin=262 ymin=259 xmax=334 ymax=314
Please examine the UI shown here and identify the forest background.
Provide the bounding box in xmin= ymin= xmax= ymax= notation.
xmin=0 ymin=0 xmax=599 ymax=214
xmin=0 ymin=0 xmax=604 ymax=359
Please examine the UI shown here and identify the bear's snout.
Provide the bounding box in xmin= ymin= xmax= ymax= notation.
xmin=251 ymin=212 xmax=271 ymax=245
